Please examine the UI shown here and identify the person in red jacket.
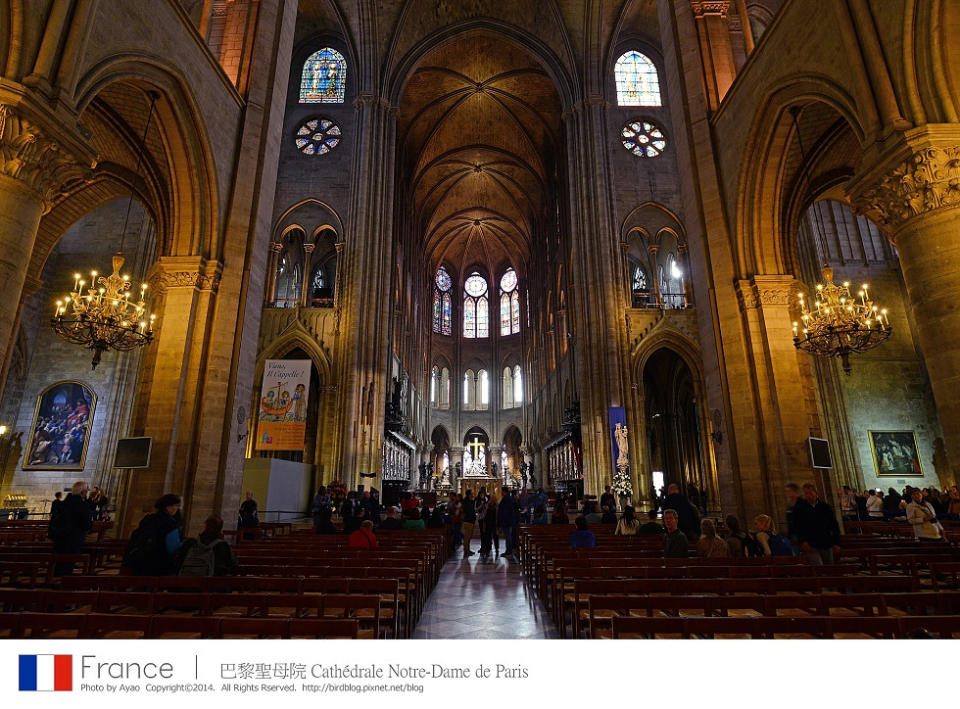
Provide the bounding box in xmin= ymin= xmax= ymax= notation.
xmin=347 ymin=519 xmax=378 ymax=548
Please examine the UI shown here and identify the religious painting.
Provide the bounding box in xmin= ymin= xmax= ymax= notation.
xmin=869 ymin=430 xmax=923 ymax=477
xmin=24 ymin=381 xmax=96 ymax=470
xmin=256 ymin=359 xmax=311 ymax=451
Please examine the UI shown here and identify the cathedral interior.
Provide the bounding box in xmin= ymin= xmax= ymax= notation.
xmin=1 ymin=0 xmax=959 ymax=537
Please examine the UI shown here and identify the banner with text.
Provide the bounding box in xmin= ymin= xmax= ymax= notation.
xmin=256 ymin=359 xmax=311 ymax=451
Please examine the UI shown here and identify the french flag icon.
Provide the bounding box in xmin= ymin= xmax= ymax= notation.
xmin=19 ymin=654 xmax=73 ymax=691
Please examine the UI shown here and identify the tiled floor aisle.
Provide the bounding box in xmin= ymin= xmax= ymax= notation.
xmin=413 ymin=539 xmax=558 ymax=639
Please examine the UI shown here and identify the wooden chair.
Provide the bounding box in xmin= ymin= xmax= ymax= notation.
xmin=288 ymin=618 xmax=360 ymax=639
xmin=84 ymin=613 xmax=150 ymax=638
xmin=320 ymin=594 xmax=381 ymax=639
xmin=217 ymin=616 xmax=288 ymax=638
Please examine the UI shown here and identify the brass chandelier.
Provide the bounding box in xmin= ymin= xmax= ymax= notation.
xmin=787 ymin=106 xmax=891 ymax=374
xmin=51 ymin=91 xmax=159 ymax=369
xmin=792 ymin=266 xmax=891 ymax=375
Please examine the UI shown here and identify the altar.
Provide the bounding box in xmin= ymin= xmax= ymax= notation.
xmin=459 ymin=477 xmax=502 ymax=499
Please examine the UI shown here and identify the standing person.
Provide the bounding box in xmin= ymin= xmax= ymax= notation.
xmin=47 ymin=481 xmax=92 ymax=576
xmin=315 ymin=506 xmax=337 ymax=534
xmin=461 ymin=490 xmax=477 ymax=557
xmin=238 ymin=491 xmax=259 ymax=534
xmin=724 ymin=515 xmax=748 ymax=557
xmin=662 ymin=509 xmax=689 ymax=558
xmin=50 ymin=491 xmax=63 ymax=518
xmin=865 ymin=489 xmax=884 ymax=520
xmin=883 ymin=487 xmax=903 ymax=520
xmin=551 ymin=498 xmax=569 ymax=525
xmin=905 ymin=488 xmax=949 ymax=541
xmin=837 ymin=486 xmax=858 ymax=522
xmin=662 ymin=483 xmax=700 ymax=540
xmin=784 ymin=483 xmax=802 ymax=539
xmin=793 ymin=483 xmax=841 ymax=565
xmin=497 ymin=489 xmax=518 ymax=560
xmin=479 ymin=495 xmax=498 ymax=561
xmin=947 ymin=486 xmax=960 ymax=521
xmin=124 ymin=494 xmax=184 ymax=576
xmin=312 ymin=486 xmax=329 ymax=529
xmin=599 ymin=486 xmax=616 ymax=513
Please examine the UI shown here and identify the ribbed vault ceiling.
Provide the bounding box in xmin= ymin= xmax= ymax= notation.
xmin=397 ymin=34 xmax=563 ymax=275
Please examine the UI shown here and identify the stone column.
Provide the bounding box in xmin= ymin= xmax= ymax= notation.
xmin=300 ymin=242 xmax=315 ymax=306
xmin=849 ymin=136 xmax=960 ymax=481
xmin=263 ymin=241 xmax=282 ymax=305
xmin=689 ymin=1 xmax=737 ymax=111
xmin=0 ymin=104 xmax=92 ymax=394
xmin=332 ymin=96 xmax=396 ymax=487
xmin=563 ymin=98 xmax=631 ymax=498
xmin=647 ymin=244 xmax=661 ymax=307
xmin=735 ymin=276 xmax=821 ymax=524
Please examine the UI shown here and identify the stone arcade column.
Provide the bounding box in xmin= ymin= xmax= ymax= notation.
xmin=689 ymin=1 xmax=737 ymax=111
xmin=0 ymin=103 xmax=93 ymax=395
xmin=564 ymin=99 xmax=632 ymax=497
xmin=849 ymin=135 xmax=960 ymax=482
xmin=735 ymin=276 xmax=822 ymax=523
xmin=333 ymin=95 xmax=397 ymax=489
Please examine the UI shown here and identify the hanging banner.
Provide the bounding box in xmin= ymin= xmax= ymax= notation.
xmin=256 ymin=359 xmax=311 ymax=451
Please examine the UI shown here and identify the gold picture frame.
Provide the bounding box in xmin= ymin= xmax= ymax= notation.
xmin=869 ymin=430 xmax=923 ymax=477
xmin=23 ymin=380 xmax=97 ymax=471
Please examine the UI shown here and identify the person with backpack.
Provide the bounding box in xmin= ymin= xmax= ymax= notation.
xmin=347 ymin=519 xmax=379 ymax=548
xmin=753 ymin=513 xmax=794 ymax=557
xmin=48 ymin=481 xmax=92 ymax=576
xmin=179 ymin=514 xmax=237 ymax=577
xmin=124 ymin=493 xmax=184 ymax=576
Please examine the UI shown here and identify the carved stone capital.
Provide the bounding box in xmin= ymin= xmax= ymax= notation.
xmin=850 ymin=144 xmax=960 ymax=234
xmin=0 ymin=104 xmax=95 ymax=209
xmin=690 ymin=1 xmax=731 ymax=18
xmin=147 ymin=256 xmax=222 ymax=295
xmin=736 ymin=276 xmax=804 ymax=312
xmin=270 ymin=241 xmax=283 ymax=253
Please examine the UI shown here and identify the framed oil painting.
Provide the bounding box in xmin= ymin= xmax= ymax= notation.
xmin=869 ymin=430 xmax=923 ymax=477
xmin=23 ymin=381 xmax=96 ymax=470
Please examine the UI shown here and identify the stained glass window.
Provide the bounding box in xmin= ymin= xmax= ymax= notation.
xmin=442 ymin=293 xmax=452 ymax=335
xmin=621 ymin=120 xmax=666 ymax=158
xmin=295 ymin=118 xmax=341 ymax=155
xmin=463 ymin=370 xmax=473 ymax=406
xmin=463 ymin=272 xmax=488 ymax=338
xmin=433 ymin=267 xmax=452 ymax=335
xmin=500 ymin=294 xmax=511 ymax=336
xmin=312 ymin=265 xmax=325 ymax=290
xmin=498 ymin=267 xmax=520 ymax=336
xmin=435 ymin=267 xmax=452 ymax=291
xmin=300 ymin=48 xmax=346 ymax=103
xmin=463 ymin=298 xmax=476 ymax=337
xmin=615 ymin=51 xmax=661 ymax=106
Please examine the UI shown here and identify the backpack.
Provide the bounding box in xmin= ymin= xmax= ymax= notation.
xmin=768 ymin=533 xmax=794 ymax=556
xmin=178 ymin=538 xmax=226 ymax=577
xmin=742 ymin=533 xmax=764 ymax=558
xmin=122 ymin=513 xmax=164 ymax=571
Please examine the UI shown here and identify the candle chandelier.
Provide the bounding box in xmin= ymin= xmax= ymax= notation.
xmin=787 ymin=106 xmax=891 ymax=374
xmin=792 ymin=266 xmax=891 ymax=375
xmin=51 ymin=92 xmax=159 ymax=369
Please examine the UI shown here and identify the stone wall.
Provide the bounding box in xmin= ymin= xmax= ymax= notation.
xmin=0 ymin=200 xmax=152 ymax=514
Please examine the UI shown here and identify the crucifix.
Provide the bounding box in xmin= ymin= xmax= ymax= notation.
xmin=467 ymin=436 xmax=485 ymax=463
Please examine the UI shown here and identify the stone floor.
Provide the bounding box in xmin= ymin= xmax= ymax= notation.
xmin=412 ymin=539 xmax=558 ymax=639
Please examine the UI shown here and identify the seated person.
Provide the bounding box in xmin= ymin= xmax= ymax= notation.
xmin=695 ymin=518 xmax=730 ymax=558
xmin=379 ymin=506 xmax=404 ymax=530
xmin=600 ymin=505 xmax=618 ymax=524
xmin=638 ymin=509 xmax=664 ymax=535
xmin=569 ymin=516 xmax=597 ymax=549
xmin=427 ymin=506 xmax=446 ymax=529
xmin=178 ymin=514 xmax=238 ymax=576
xmin=583 ymin=502 xmax=603 ymax=525
xmin=404 ymin=507 xmax=426 ymax=531
xmin=532 ymin=504 xmax=549 ymax=525
xmin=347 ymin=519 xmax=379 ymax=548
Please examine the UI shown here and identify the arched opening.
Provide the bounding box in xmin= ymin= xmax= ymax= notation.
xmin=642 ymin=348 xmax=707 ymax=508
xmin=430 ymin=425 xmax=451 ymax=486
xmin=462 ymin=426 xmax=490 ymax=476
xmin=502 ymin=425 xmax=523 ymax=479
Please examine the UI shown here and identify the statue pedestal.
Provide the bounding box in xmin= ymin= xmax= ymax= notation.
xmin=460 ymin=477 xmax=502 ymax=500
